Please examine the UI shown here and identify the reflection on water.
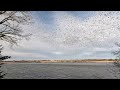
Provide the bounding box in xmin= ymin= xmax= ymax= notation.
xmin=1 ymin=62 xmax=119 ymax=79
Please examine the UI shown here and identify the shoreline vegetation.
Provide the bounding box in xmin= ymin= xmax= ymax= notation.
xmin=1 ymin=59 xmax=120 ymax=64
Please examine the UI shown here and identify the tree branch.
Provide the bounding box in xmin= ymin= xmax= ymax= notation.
xmin=0 ymin=11 xmax=17 ymax=24
xmin=0 ymin=11 xmax=6 ymax=15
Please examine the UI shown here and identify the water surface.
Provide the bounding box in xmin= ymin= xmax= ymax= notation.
xmin=1 ymin=62 xmax=118 ymax=79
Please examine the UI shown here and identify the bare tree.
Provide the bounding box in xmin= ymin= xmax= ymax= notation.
xmin=0 ymin=11 xmax=32 ymax=46
xmin=0 ymin=11 xmax=32 ymax=79
xmin=0 ymin=45 xmax=11 ymax=79
xmin=111 ymin=42 xmax=120 ymax=78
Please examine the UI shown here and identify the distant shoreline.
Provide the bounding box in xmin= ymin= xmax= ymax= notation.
xmin=1 ymin=59 xmax=119 ymax=64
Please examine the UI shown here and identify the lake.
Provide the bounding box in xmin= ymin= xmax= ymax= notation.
xmin=1 ymin=62 xmax=120 ymax=79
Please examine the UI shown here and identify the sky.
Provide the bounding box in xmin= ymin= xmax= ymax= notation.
xmin=2 ymin=11 xmax=120 ymax=60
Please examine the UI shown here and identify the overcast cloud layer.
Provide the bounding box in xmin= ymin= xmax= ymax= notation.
xmin=2 ymin=11 xmax=120 ymax=60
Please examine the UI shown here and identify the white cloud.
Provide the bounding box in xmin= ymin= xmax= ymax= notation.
xmin=52 ymin=51 xmax=64 ymax=55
